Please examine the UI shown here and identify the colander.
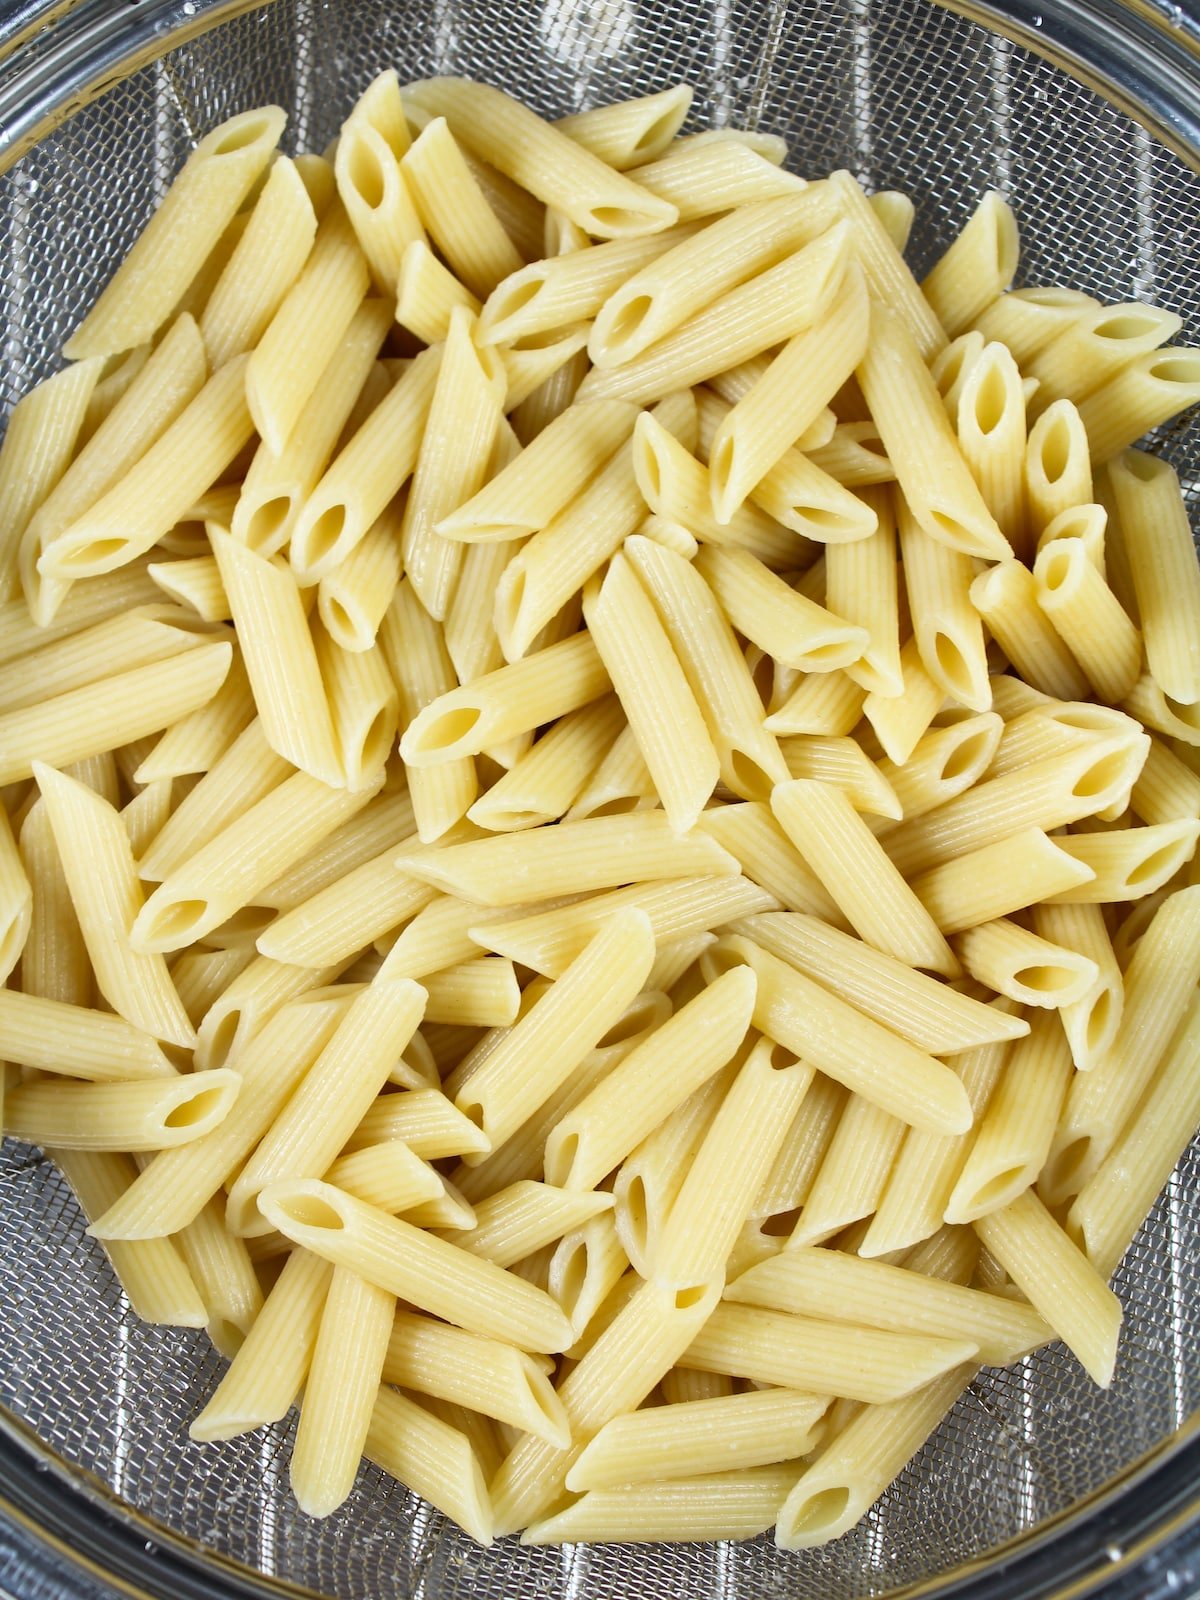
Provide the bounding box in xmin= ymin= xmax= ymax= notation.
xmin=2 ymin=1 xmax=1200 ymax=1596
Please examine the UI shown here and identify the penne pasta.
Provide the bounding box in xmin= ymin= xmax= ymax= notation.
xmin=65 ymin=107 xmax=286 ymax=359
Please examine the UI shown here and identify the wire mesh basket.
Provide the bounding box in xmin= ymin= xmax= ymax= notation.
xmin=2 ymin=1 xmax=1200 ymax=1596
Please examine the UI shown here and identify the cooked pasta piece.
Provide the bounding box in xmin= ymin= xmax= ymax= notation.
xmin=65 ymin=107 xmax=286 ymax=359
xmin=945 ymin=1008 xmax=1073 ymax=1222
xmin=258 ymin=1178 xmax=573 ymax=1354
xmin=922 ymin=192 xmax=1018 ymax=338
xmin=709 ymin=935 xmax=972 ymax=1133
xmin=771 ymin=779 xmax=957 ymax=975
xmin=1068 ymin=987 xmax=1200 ymax=1279
xmin=974 ymin=1191 xmax=1121 ymax=1386
xmin=731 ymin=912 xmax=1026 ymax=1054
xmin=858 ymin=302 xmax=1008 ymax=561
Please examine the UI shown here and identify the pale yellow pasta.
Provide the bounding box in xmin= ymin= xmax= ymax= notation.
xmin=1131 ymin=734 xmax=1200 ymax=825
xmin=626 ymin=139 xmax=808 ymax=220
xmin=788 ymin=1094 xmax=904 ymax=1245
xmin=542 ymin=967 xmax=755 ymax=1192
xmin=405 ymin=78 xmax=677 ymax=238
xmin=897 ymin=497 xmax=991 ymax=711
xmin=775 ymin=1364 xmax=975 ymax=1550
xmin=827 ymin=169 xmax=947 ymax=359
xmin=446 ymin=1180 xmax=612 ymax=1267
xmin=133 ymin=769 xmax=379 ymax=953
xmin=4 ymin=1068 xmax=237 ymax=1151
xmin=679 ymin=1301 xmax=975 ymax=1402
xmin=493 ymin=392 xmax=697 ymax=658
xmin=149 ymin=556 xmax=230 ymax=624
xmin=478 ymin=226 xmax=695 ymax=345
xmin=525 ymin=1465 xmax=797 ymax=1546
xmin=772 ymin=778 xmax=957 ymax=975
xmin=323 ymin=1142 xmax=443 ymax=1215
xmin=452 ymin=907 xmax=653 ymax=1152
xmin=0 ymin=989 xmax=172 ymax=1080
xmin=335 ymin=82 xmax=424 ymax=294
xmin=631 ymin=411 xmax=799 ymax=566
xmin=1105 ymin=449 xmax=1200 ymax=702
xmin=292 ymin=344 xmax=443 ymax=586
xmin=695 ymin=802 xmax=841 ymax=921
xmin=37 ymin=358 xmax=252 ymax=581
xmin=200 ymin=156 xmax=318 ymax=366
xmin=577 ymin=222 xmax=852 ymax=405
xmin=969 ymin=559 xmax=1089 ymax=700
xmin=65 ymin=107 xmax=285 ymax=359
xmin=881 ymin=732 xmax=1149 ymax=878
xmin=467 ymin=696 xmax=623 ymax=832
xmin=345 ymin=1087 xmax=490 ymax=1162
xmin=654 ymin=1037 xmax=811 ymax=1282
xmin=232 ymin=299 xmax=392 ymax=555
xmin=1044 ymin=884 xmax=1200 ymax=1201
xmin=859 ymin=302 xmax=1008 ymax=561
xmin=0 ymin=806 xmax=30 ymax=984
xmin=17 ymin=800 xmax=92 ymax=1009
xmin=971 ymin=285 xmax=1097 ymax=361
xmin=909 ymin=828 xmax=1096 ymax=934
xmin=0 ymin=359 xmax=104 ymax=604
xmin=569 ymin=1388 xmax=826 ymax=1493
xmin=1026 ymin=300 xmax=1181 ymax=417
xmin=954 ymin=916 xmax=1099 ymax=1009
xmin=190 ymin=1248 xmax=333 ymax=1440
xmin=53 ymin=1149 xmax=207 ymax=1327
xmin=945 ymin=1007 xmax=1073 ymax=1222
xmin=1030 ymin=901 xmax=1123 ymax=1070
xmin=22 ymin=318 xmax=207 ymax=624
xmin=259 ymin=1177 xmax=572 ymax=1354
xmin=1068 ymin=988 xmax=1200 ymax=1279
xmin=709 ymin=261 xmax=869 ymax=521
xmin=490 ymin=1276 xmax=723 ymax=1536
xmin=590 ymin=192 xmax=828 ymax=368
xmin=441 ymin=401 xmax=637 ymax=547
xmin=609 ymin=1061 xmax=736 ymax=1277
xmin=1025 ymin=397 xmax=1093 ymax=537
xmin=713 ymin=935 xmax=972 ymax=1134
xmin=975 ymin=1191 xmax=1121 ymax=1386
xmin=579 ymin=552 xmax=717 ymax=830
xmin=696 ymin=545 xmax=868 ymax=674
xmin=314 ymin=629 xmax=398 ymax=791
xmin=734 ymin=911 xmax=1025 ymax=1056
xmin=209 ymin=530 xmax=341 ymax=786
xmin=862 ymin=1015 xmax=1016 ymax=1258
xmin=1033 ymin=535 xmax=1142 ymax=704
xmin=91 ymin=995 xmax=347 ymax=1239
xmin=779 ymin=734 xmax=900 ymax=818
xmin=382 ymin=1309 xmax=568 ymax=1444
xmin=379 ymin=580 xmax=477 ymax=843
xmin=246 ymin=207 xmax=369 ymax=456
xmin=226 ymin=977 xmax=425 ymax=1234
xmin=137 ymin=720 xmax=288 ymax=885
xmin=396 ymin=238 xmax=480 ymax=344
xmin=729 ymin=1245 xmax=1048 ymax=1364
xmin=821 ymin=487 xmax=902 ymax=696
xmin=922 ymin=192 xmax=1018 ymax=337
xmin=131 ymin=647 xmax=255 ymax=783
xmin=1076 ymin=347 xmax=1200 ymax=464
xmin=33 ymin=763 xmax=194 ymax=1047
xmin=861 ymin=637 xmax=944 ymax=764
xmin=556 ymin=85 xmax=692 ymax=169
xmin=173 ymin=1196 xmax=263 ymax=1355
xmin=290 ymin=1265 xmax=395 ymax=1519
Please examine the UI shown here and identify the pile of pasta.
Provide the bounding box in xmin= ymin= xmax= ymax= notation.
xmin=3 ymin=71 xmax=1200 ymax=1555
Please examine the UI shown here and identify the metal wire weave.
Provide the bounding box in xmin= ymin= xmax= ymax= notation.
xmin=1 ymin=1 xmax=1199 ymax=1595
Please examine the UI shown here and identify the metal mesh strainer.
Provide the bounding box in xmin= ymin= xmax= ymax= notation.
xmin=2 ymin=1 xmax=1200 ymax=1596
